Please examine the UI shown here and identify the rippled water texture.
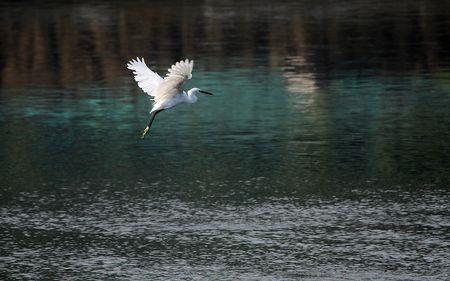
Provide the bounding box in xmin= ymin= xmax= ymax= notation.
xmin=1 ymin=0 xmax=450 ymax=280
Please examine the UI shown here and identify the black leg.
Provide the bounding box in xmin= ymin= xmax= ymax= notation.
xmin=141 ymin=109 xmax=164 ymax=139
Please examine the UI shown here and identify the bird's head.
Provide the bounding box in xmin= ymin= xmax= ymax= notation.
xmin=188 ymin=88 xmax=214 ymax=97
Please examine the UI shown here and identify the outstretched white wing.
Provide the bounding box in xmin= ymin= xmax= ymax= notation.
xmin=127 ymin=57 xmax=163 ymax=97
xmin=152 ymin=59 xmax=194 ymax=104
xmin=165 ymin=59 xmax=194 ymax=83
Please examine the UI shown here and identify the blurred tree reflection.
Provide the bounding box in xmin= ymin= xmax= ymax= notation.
xmin=0 ymin=0 xmax=449 ymax=88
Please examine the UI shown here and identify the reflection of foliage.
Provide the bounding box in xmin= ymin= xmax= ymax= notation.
xmin=321 ymin=75 xmax=450 ymax=183
xmin=0 ymin=1 xmax=449 ymax=87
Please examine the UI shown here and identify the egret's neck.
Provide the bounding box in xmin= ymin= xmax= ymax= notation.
xmin=186 ymin=89 xmax=198 ymax=103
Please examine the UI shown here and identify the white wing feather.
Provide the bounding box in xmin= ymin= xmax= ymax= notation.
xmin=151 ymin=59 xmax=194 ymax=104
xmin=165 ymin=59 xmax=194 ymax=84
xmin=127 ymin=57 xmax=163 ymax=97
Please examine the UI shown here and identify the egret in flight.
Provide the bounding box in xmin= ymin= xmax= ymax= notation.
xmin=127 ymin=58 xmax=213 ymax=138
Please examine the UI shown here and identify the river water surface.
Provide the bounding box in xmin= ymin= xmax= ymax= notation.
xmin=0 ymin=0 xmax=449 ymax=280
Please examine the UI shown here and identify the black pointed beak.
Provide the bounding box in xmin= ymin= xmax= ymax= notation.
xmin=199 ymin=90 xmax=214 ymax=95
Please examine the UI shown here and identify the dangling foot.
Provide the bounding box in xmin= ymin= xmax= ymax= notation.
xmin=141 ymin=126 xmax=149 ymax=139
xmin=140 ymin=109 xmax=164 ymax=139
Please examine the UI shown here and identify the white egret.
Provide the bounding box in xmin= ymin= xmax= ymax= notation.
xmin=127 ymin=58 xmax=213 ymax=138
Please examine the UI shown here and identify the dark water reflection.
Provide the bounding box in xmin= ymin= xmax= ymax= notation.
xmin=1 ymin=0 xmax=450 ymax=280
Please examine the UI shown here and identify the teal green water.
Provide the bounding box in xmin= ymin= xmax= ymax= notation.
xmin=2 ymin=71 xmax=450 ymax=193
xmin=1 ymin=0 xmax=450 ymax=280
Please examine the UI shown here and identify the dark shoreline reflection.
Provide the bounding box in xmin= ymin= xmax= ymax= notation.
xmin=0 ymin=0 xmax=449 ymax=88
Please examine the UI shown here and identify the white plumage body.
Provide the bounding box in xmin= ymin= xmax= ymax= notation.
xmin=154 ymin=90 xmax=197 ymax=112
